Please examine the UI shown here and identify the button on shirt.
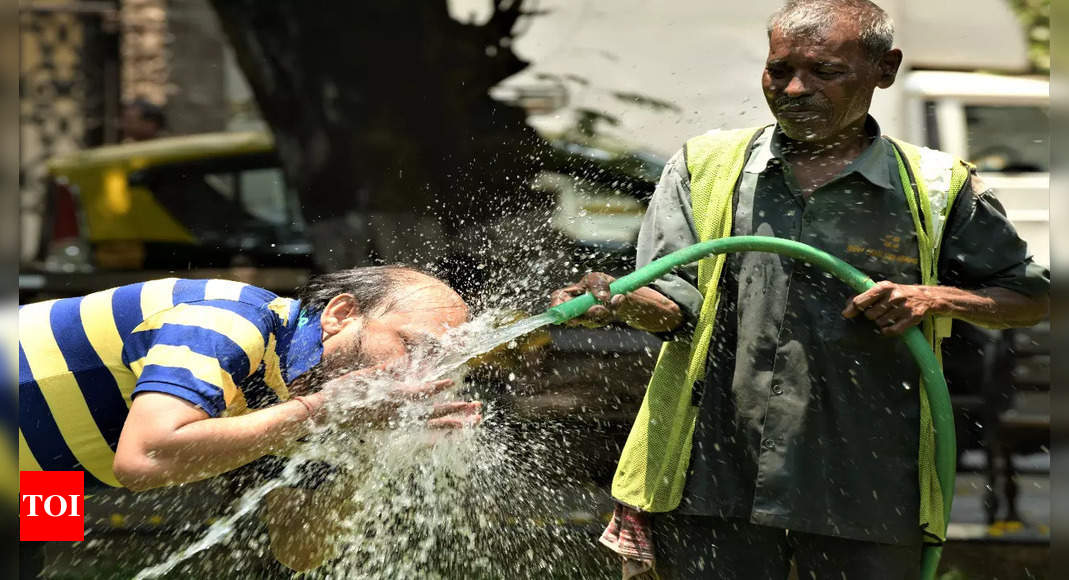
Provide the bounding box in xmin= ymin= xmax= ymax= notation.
xmin=636 ymin=118 xmax=1049 ymax=545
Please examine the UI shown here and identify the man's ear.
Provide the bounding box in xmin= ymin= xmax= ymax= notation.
xmin=876 ymin=48 xmax=903 ymax=89
xmin=320 ymin=294 xmax=359 ymax=338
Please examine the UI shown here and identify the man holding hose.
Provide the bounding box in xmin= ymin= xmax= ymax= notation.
xmin=19 ymin=266 xmax=480 ymax=572
xmin=551 ymin=1 xmax=1048 ymax=578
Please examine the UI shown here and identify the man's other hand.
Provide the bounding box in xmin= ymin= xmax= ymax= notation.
xmin=313 ymin=371 xmax=483 ymax=429
xmin=549 ymin=272 xmax=621 ymax=328
xmin=842 ymin=281 xmax=938 ymax=336
xmin=427 ymin=401 xmax=483 ymax=429
xmin=844 ymin=281 xmax=1047 ymax=334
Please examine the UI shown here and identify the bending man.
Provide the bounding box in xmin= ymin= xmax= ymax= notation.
xmin=19 ymin=266 xmax=480 ymax=569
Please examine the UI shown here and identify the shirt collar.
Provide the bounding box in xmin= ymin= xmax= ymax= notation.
xmin=742 ymin=125 xmax=778 ymax=175
xmin=277 ymin=300 xmax=324 ymax=383
xmin=745 ymin=115 xmax=895 ymax=191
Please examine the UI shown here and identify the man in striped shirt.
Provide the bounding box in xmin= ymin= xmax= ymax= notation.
xmin=19 ymin=265 xmax=480 ymax=493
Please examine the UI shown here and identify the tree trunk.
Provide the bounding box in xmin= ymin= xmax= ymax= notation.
xmin=209 ymin=1 xmax=544 ymax=275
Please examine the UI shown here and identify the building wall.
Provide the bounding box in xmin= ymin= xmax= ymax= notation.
xmin=20 ymin=1 xmax=117 ymax=261
xmin=120 ymin=0 xmax=170 ymax=106
xmin=162 ymin=0 xmax=228 ymax=135
xmin=20 ymin=0 xmax=235 ymax=262
xmin=120 ymin=0 xmax=229 ymax=135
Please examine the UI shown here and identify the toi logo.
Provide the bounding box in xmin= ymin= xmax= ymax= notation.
xmin=20 ymin=471 xmax=85 ymax=541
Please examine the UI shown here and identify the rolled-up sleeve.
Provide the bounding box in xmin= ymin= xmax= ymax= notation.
xmin=938 ymin=173 xmax=1050 ymax=298
xmin=636 ymin=149 xmax=704 ymax=340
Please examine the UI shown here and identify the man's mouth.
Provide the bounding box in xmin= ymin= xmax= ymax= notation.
xmin=777 ymin=109 xmax=824 ymax=120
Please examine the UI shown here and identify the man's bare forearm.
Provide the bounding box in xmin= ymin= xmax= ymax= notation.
xmin=115 ymin=395 xmax=319 ymax=491
xmin=159 ymin=401 xmax=312 ymax=478
xmin=845 ymin=281 xmax=1047 ymax=336
xmin=930 ymin=286 xmax=1049 ymax=329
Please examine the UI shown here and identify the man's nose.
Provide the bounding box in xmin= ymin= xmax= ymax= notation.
xmin=784 ymin=74 xmax=811 ymax=97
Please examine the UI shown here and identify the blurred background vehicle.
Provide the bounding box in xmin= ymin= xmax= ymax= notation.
xmin=21 ymin=132 xmax=314 ymax=301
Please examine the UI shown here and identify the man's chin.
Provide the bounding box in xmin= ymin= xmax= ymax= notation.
xmin=776 ymin=121 xmax=832 ymax=143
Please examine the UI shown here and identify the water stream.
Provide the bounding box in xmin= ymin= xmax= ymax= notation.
xmin=435 ymin=310 xmax=559 ymax=373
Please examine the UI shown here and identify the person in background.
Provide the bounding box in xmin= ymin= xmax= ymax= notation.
xmin=552 ymin=1 xmax=1049 ymax=578
xmin=120 ymin=97 xmax=166 ymax=142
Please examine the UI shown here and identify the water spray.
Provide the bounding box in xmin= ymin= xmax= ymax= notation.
xmin=543 ymin=235 xmax=954 ymax=580
xmin=135 ymin=236 xmax=954 ymax=579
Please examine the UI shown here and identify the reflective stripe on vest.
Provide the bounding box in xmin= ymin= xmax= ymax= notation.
xmin=611 ymin=126 xmax=970 ymax=544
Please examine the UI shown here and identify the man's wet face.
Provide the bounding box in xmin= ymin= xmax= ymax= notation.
xmin=762 ymin=21 xmax=886 ymax=144
xmin=321 ymin=278 xmax=470 ymax=374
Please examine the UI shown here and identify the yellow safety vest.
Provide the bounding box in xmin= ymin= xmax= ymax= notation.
xmin=611 ymin=126 xmax=972 ymax=544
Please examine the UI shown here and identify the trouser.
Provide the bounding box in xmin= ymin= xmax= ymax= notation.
xmin=652 ymin=512 xmax=922 ymax=580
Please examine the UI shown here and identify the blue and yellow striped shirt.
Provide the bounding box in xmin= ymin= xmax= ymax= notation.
xmin=18 ymin=278 xmax=323 ymax=490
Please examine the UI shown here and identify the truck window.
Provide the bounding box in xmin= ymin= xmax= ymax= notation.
xmin=203 ymin=172 xmax=237 ymax=201
xmin=965 ymin=105 xmax=1049 ymax=173
xmin=239 ymin=167 xmax=289 ymax=225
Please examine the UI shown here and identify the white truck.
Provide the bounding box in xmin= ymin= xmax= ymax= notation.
xmin=902 ymin=70 xmax=1049 ymax=267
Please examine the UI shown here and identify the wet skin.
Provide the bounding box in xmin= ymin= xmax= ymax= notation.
xmin=761 ymin=21 xmax=901 ymax=147
xmin=315 ymin=273 xmax=482 ymax=429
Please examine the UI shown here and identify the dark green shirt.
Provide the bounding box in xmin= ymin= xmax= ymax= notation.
xmin=636 ymin=118 xmax=1049 ymax=545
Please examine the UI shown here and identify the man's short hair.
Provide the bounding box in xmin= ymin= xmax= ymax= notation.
xmin=296 ymin=264 xmax=438 ymax=315
xmin=767 ymin=0 xmax=895 ymax=62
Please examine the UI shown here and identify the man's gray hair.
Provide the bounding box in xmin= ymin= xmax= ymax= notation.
xmin=296 ymin=264 xmax=437 ymax=315
xmin=767 ymin=0 xmax=895 ymax=61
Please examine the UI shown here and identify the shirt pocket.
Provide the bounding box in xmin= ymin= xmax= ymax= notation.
xmin=838 ymin=232 xmax=923 ymax=285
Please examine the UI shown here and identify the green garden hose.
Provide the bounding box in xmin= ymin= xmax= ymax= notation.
xmin=545 ymin=236 xmax=955 ymax=580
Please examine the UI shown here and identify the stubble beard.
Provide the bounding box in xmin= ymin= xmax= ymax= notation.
xmin=288 ymin=334 xmax=376 ymax=396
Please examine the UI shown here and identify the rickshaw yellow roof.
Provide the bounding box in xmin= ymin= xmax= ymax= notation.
xmin=47 ymin=131 xmax=275 ymax=173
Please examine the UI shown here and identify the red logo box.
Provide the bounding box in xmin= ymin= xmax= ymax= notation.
xmin=20 ymin=471 xmax=85 ymax=542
